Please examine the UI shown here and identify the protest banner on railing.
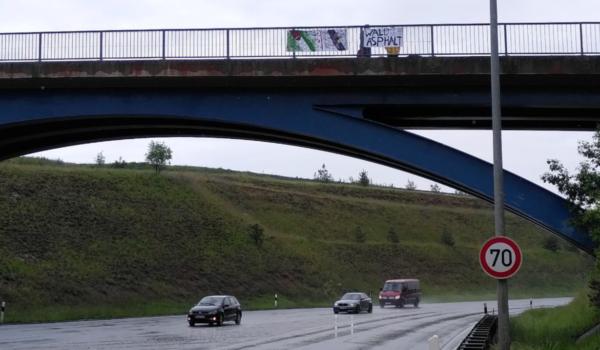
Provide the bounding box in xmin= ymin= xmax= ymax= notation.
xmin=364 ymin=27 xmax=403 ymax=47
xmin=287 ymin=29 xmax=348 ymax=52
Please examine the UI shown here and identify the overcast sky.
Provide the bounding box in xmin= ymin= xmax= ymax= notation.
xmin=2 ymin=0 xmax=596 ymax=194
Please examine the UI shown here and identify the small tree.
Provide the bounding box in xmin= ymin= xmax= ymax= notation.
xmin=112 ymin=157 xmax=127 ymax=169
xmin=387 ymin=228 xmax=399 ymax=244
xmin=430 ymin=184 xmax=442 ymax=193
xmin=314 ymin=164 xmax=334 ymax=182
xmin=145 ymin=141 xmax=173 ymax=174
xmin=248 ymin=224 xmax=265 ymax=247
xmin=353 ymin=225 xmax=367 ymax=243
xmin=405 ymin=179 xmax=417 ymax=190
xmin=543 ymin=236 xmax=560 ymax=252
xmin=358 ymin=169 xmax=370 ymax=187
xmin=440 ymin=226 xmax=455 ymax=247
xmin=541 ymin=128 xmax=600 ymax=306
xmin=94 ymin=151 xmax=105 ymax=166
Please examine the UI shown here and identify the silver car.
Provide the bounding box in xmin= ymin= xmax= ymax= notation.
xmin=333 ymin=292 xmax=373 ymax=314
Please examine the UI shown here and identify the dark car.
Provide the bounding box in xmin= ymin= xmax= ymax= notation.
xmin=378 ymin=279 xmax=421 ymax=308
xmin=187 ymin=295 xmax=242 ymax=326
xmin=333 ymin=292 xmax=373 ymax=314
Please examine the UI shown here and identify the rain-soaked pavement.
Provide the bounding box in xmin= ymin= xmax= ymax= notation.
xmin=0 ymin=298 xmax=570 ymax=350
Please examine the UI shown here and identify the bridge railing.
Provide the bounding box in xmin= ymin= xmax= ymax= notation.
xmin=0 ymin=22 xmax=599 ymax=62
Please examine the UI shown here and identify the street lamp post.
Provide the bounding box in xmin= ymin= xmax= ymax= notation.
xmin=489 ymin=0 xmax=510 ymax=349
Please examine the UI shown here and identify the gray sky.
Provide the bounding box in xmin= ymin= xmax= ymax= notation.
xmin=2 ymin=0 xmax=595 ymax=194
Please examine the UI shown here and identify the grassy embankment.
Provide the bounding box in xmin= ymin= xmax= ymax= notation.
xmin=0 ymin=157 xmax=592 ymax=323
xmin=510 ymin=294 xmax=600 ymax=350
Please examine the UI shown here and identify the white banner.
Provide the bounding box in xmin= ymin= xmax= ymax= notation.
xmin=287 ymin=29 xmax=348 ymax=52
xmin=363 ymin=27 xmax=403 ymax=47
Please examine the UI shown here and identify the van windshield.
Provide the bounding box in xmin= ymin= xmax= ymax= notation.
xmin=382 ymin=282 xmax=404 ymax=291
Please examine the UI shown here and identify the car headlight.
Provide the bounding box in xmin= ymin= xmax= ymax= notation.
xmin=334 ymin=302 xmax=338 ymax=306
xmin=395 ymin=295 xmax=400 ymax=299
xmin=208 ymin=310 xmax=218 ymax=314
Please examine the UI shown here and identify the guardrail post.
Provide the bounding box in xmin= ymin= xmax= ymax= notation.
xmin=38 ymin=33 xmax=42 ymax=62
xmin=162 ymin=30 xmax=166 ymax=60
xmin=504 ymin=24 xmax=508 ymax=56
xmin=226 ymin=29 xmax=230 ymax=59
xmin=99 ymin=32 xmax=103 ymax=61
xmin=430 ymin=25 xmax=435 ymax=56
xmin=580 ymin=23 xmax=585 ymax=55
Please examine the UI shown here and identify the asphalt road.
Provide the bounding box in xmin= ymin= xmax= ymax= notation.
xmin=0 ymin=298 xmax=570 ymax=350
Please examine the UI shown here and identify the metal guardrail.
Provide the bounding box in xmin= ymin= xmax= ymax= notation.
xmin=457 ymin=314 xmax=498 ymax=350
xmin=0 ymin=22 xmax=599 ymax=62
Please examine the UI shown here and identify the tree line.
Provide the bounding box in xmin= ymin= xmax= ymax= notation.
xmin=314 ymin=163 xmax=467 ymax=195
xmin=95 ymin=140 xmax=173 ymax=174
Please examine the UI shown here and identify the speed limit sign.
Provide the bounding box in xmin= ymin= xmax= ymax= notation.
xmin=480 ymin=237 xmax=522 ymax=279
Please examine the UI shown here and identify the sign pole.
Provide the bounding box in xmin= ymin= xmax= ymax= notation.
xmin=489 ymin=0 xmax=510 ymax=349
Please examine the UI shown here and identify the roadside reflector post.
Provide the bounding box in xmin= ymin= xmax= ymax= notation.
xmin=484 ymin=302 xmax=488 ymax=315
xmin=428 ymin=335 xmax=440 ymax=350
xmin=530 ymin=298 xmax=532 ymax=308
xmin=1 ymin=302 xmax=5 ymax=324
xmin=275 ymin=294 xmax=278 ymax=308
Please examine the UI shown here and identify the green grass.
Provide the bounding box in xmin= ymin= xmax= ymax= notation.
xmin=509 ymin=294 xmax=600 ymax=350
xmin=0 ymin=158 xmax=592 ymax=323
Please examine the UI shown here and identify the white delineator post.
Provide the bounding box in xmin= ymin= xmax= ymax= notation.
xmin=428 ymin=335 xmax=440 ymax=350
xmin=275 ymin=294 xmax=278 ymax=308
xmin=1 ymin=302 xmax=5 ymax=324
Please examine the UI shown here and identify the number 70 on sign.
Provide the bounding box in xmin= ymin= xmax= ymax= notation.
xmin=480 ymin=237 xmax=522 ymax=279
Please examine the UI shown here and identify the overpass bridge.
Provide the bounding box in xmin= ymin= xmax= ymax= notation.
xmin=0 ymin=23 xmax=598 ymax=253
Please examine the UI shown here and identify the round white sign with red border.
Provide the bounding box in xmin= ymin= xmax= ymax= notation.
xmin=480 ymin=237 xmax=522 ymax=279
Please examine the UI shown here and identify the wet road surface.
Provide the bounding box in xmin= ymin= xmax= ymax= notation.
xmin=0 ymin=298 xmax=570 ymax=350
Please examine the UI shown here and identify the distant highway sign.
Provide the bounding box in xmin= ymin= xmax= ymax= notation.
xmin=480 ymin=237 xmax=522 ymax=279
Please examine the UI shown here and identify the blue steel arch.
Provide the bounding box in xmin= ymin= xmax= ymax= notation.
xmin=0 ymin=88 xmax=593 ymax=253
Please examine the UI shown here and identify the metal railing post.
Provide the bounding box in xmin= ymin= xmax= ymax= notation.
xmin=580 ymin=23 xmax=585 ymax=55
xmin=359 ymin=26 xmax=365 ymax=57
xmin=430 ymin=25 xmax=435 ymax=56
xmin=99 ymin=32 xmax=103 ymax=60
xmin=292 ymin=28 xmax=296 ymax=59
xmin=38 ymin=33 xmax=42 ymax=62
xmin=504 ymin=24 xmax=508 ymax=56
xmin=162 ymin=30 xmax=166 ymax=60
xmin=226 ymin=29 xmax=230 ymax=59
